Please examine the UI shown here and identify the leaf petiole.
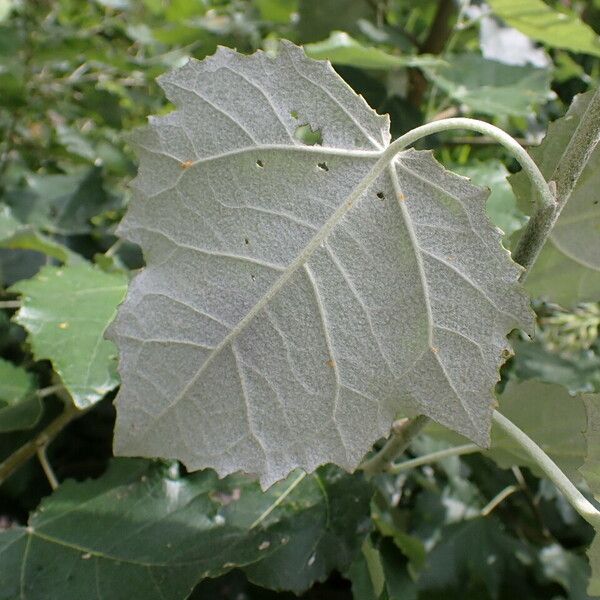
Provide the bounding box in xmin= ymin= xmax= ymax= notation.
xmin=492 ymin=410 xmax=600 ymax=528
xmin=388 ymin=442 xmax=480 ymax=474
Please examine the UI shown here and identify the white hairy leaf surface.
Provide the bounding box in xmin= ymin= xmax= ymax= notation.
xmin=109 ymin=42 xmax=533 ymax=487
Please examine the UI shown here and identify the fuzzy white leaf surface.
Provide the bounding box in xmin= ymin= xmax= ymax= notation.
xmin=109 ymin=42 xmax=532 ymax=487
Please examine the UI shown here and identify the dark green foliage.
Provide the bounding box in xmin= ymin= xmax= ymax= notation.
xmin=0 ymin=0 xmax=599 ymax=598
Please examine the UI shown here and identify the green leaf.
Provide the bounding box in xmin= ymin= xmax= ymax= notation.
xmin=243 ymin=465 xmax=373 ymax=593
xmin=256 ymin=0 xmax=297 ymax=24
xmin=0 ymin=205 xmax=82 ymax=265
xmin=417 ymin=517 xmax=534 ymax=597
xmin=511 ymin=337 xmax=600 ymax=394
xmin=347 ymin=538 xmax=415 ymax=600
xmin=109 ymin=42 xmax=532 ymax=487
xmin=11 ymin=264 xmax=128 ymax=408
xmin=452 ymin=160 xmax=527 ymax=238
xmin=537 ymin=544 xmax=593 ymax=600
xmin=428 ymin=380 xmax=588 ymax=482
xmin=423 ymin=53 xmax=552 ymax=117
xmin=304 ymin=32 xmax=442 ymax=70
xmin=487 ymin=0 xmax=600 ymax=57
xmin=347 ymin=548 xmax=381 ymax=600
xmin=0 ymin=357 xmax=41 ymax=432
xmin=0 ymin=459 xmax=372 ymax=599
xmin=4 ymin=167 xmax=120 ymax=236
xmin=379 ymin=539 xmax=418 ymax=600
xmin=511 ymin=91 xmax=600 ymax=306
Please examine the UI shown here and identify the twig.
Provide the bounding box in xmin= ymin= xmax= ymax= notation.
xmin=481 ymin=484 xmax=520 ymax=516
xmin=104 ymin=238 xmax=124 ymax=258
xmin=0 ymin=402 xmax=82 ymax=487
xmin=514 ymin=86 xmax=600 ymax=275
xmin=37 ymin=445 xmax=59 ymax=490
xmin=511 ymin=465 xmax=552 ymax=538
xmin=388 ymin=443 xmax=480 ymax=474
xmin=250 ymin=471 xmax=307 ymax=529
xmin=360 ymin=416 xmax=430 ymax=476
xmin=0 ymin=300 xmax=21 ymax=309
xmin=37 ymin=384 xmax=65 ymax=398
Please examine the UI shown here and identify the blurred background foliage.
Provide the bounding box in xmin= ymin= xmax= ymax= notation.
xmin=0 ymin=0 xmax=599 ymax=598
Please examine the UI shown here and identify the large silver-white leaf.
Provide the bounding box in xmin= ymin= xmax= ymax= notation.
xmin=109 ymin=42 xmax=532 ymax=487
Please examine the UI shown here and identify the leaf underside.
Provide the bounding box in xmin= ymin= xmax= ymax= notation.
xmin=109 ymin=41 xmax=532 ymax=487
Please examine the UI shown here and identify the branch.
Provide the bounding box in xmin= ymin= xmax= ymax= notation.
xmin=360 ymin=416 xmax=430 ymax=476
xmin=419 ymin=0 xmax=457 ymax=55
xmin=513 ymin=86 xmax=600 ymax=274
xmin=492 ymin=410 xmax=600 ymax=529
xmin=0 ymin=402 xmax=82 ymax=487
xmin=408 ymin=0 xmax=457 ymax=107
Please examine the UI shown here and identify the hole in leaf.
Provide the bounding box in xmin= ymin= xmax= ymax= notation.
xmin=244 ymin=238 xmax=250 ymax=245
xmin=376 ymin=192 xmax=385 ymax=200
xmin=251 ymin=274 xmax=256 ymax=281
xmin=290 ymin=110 xmax=299 ymax=119
xmin=317 ymin=162 xmax=329 ymax=172
xmin=294 ymin=124 xmax=323 ymax=146
xmin=256 ymin=159 xmax=264 ymax=168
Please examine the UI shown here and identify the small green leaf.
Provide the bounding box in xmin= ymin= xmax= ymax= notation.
xmin=487 ymin=0 xmax=600 ymax=57
xmin=10 ymin=264 xmax=128 ymax=408
xmin=0 ymin=459 xmax=372 ymax=599
xmin=423 ymin=53 xmax=552 ymax=117
xmin=304 ymin=32 xmax=442 ymax=70
xmin=0 ymin=357 xmax=41 ymax=432
xmin=511 ymin=91 xmax=600 ymax=306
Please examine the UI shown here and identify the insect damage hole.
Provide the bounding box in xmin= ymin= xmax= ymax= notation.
xmin=376 ymin=191 xmax=385 ymax=200
xmin=294 ymin=123 xmax=323 ymax=146
xmin=317 ymin=162 xmax=329 ymax=172
xmin=256 ymin=159 xmax=264 ymax=168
